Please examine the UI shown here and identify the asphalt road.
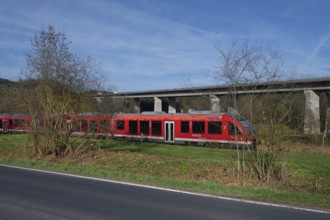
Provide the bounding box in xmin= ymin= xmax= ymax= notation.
xmin=0 ymin=165 xmax=329 ymax=220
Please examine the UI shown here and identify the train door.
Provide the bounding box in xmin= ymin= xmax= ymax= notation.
xmin=3 ymin=120 xmax=8 ymax=132
xmin=165 ymin=121 xmax=175 ymax=143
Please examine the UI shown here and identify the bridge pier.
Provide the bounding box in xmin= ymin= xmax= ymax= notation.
xmin=304 ymin=90 xmax=320 ymax=134
xmin=153 ymin=97 xmax=162 ymax=112
xmin=210 ymin=95 xmax=220 ymax=112
xmin=327 ymin=92 xmax=330 ymax=134
xmin=133 ymin=98 xmax=140 ymax=113
xmin=168 ymin=97 xmax=176 ymax=113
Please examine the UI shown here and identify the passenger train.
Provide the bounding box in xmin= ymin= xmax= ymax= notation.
xmin=0 ymin=111 xmax=257 ymax=148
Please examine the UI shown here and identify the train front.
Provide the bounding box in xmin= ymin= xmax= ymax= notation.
xmin=234 ymin=115 xmax=257 ymax=147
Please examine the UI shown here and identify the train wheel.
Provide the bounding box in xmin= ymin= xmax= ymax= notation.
xmin=209 ymin=143 xmax=218 ymax=148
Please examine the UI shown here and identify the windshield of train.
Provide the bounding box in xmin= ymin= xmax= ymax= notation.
xmin=234 ymin=115 xmax=256 ymax=135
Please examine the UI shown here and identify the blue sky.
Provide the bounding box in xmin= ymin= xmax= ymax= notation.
xmin=1 ymin=0 xmax=329 ymax=92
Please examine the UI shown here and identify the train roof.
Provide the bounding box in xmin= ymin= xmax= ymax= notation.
xmin=113 ymin=111 xmax=251 ymax=122
xmin=0 ymin=113 xmax=30 ymax=117
xmin=114 ymin=111 xmax=229 ymax=117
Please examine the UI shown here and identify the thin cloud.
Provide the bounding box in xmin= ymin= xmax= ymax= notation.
xmin=1 ymin=0 xmax=330 ymax=91
xmin=308 ymin=33 xmax=330 ymax=61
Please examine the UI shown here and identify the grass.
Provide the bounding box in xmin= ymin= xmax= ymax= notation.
xmin=287 ymin=152 xmax=330 ymax=191
xmin=0 ymin=134 xmax=330 ymax=208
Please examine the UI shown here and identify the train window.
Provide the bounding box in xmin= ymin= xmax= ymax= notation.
xmin=90 ymin=120 xmax=97 ymax=132
xmin=140 ymin=121 xmax=149 ymax=135
xmin=129 ymin=120 xmax=138 ymax=134
xmin=192 ymin=121 xmax=205 ymax=134
xmin=101 ymin=120 xmax=109 ymax=131
xmin=116 ymin=120 xmax=125 ymax=130
xmin=82 ymin=120 xmax=88 ymax=132
xmin=239 ymin=117 xmax=256 ymax=135
xmin=0 ymin=120 xmax=2 ymax=128
xmin=45 ymin=120 xmax=50 ymax=128
xmin=45 ymin=119 xmax=56 ymax=128
xmin=74 ymin=120 xmax=81 ymax=132
xmin=39 ymin=119 xmax=44 ymax=128
xmin=208 ymin=122 xmax=221 ymax=134
xmin=228 ymin=123 xmax=242 ymax=135
xmin=181 ymin=121 xmax=189 ymax=133
xmin=14 ymin=120 xmax=19 ymax=127
xmin=152 ymin=121 xmax=162 ymax=136
xmin=60 ymin=119 xmax=64 ymax=129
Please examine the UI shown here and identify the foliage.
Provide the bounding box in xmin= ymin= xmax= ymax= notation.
xmin=21 ymin=25 xmax=104 ymax=156
xmin=237 ymin=146 xmax=286 ymax=183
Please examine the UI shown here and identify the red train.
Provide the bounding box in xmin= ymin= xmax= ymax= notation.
xmin=66 ymin=114 xmax=112 ymax=137
xmin=0 ymin=112 xmax=256 ymax=148
xmin=0 ymin=114 xmax=32 ymax=133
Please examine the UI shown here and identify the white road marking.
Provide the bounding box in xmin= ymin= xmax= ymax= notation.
xmin=1 ymin=164 xmax=329 ymax=215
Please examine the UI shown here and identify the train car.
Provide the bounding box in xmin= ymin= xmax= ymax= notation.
xmin=0 ymin=114 xmax=31 ymax=133
xmin=112 ymin=111 xmax=256 ymax=147
xmin=65 ymin=114 xmax=112 ymax=138
xmin=0 ymin=114 xmax=9 ymax=133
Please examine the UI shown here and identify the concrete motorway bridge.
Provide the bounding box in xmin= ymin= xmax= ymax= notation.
xmin=106 ymin=77 xmax=330 ymax=134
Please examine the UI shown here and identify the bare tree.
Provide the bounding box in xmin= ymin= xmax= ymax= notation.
xmin=214 ymin=37 xmax=295 ymax=183
xmin=215 ymin=37 xmax=290 ymax=119
xmin=21 ymin=25 xmax=106 ymax=156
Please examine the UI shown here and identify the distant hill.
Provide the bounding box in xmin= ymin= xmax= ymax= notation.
xmin=0 ymin=78 xmax=16 ymax=89
xmin=0 ymin=78 xmax=16 ymax=84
